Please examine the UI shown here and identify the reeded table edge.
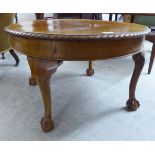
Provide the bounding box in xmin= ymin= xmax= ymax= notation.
xmin=5 ymin=27 xmax=151 ymax=41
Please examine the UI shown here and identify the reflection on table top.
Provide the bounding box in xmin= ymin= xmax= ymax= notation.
xmin=5 ymin=19 xmax=150 ymax=40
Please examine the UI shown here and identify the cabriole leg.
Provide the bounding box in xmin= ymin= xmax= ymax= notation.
xmin=126 ymin=52 xmax=145 ymax=111
xmin=27 ymin=56 xmax=60 ymax=132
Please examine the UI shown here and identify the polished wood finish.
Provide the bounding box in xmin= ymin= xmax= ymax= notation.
xmin=5 ymin=19 xmax=150 ymax=132
xmin=5 ymin=20 xmax=149 ymax=60
xmin=6 ymin=19 xmax=149 ymax=40
xmin=7 ymin=34 xmax=145 ymax=60
xmin=35 ymin=13 xmax=102 ymax=76
xmin=126 ymin=52 xmax=145 ymax=111
xmin=27 ymin=56 xmax=62 ymax=132
xmin=88 ymin=13 xmax=117 ymax=76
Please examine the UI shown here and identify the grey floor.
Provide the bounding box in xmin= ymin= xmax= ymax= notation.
xmin=0 ymin=41 xmax=155 ymax=141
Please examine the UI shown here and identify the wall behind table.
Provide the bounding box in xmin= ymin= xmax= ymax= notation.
xmin=17 ymin=13 xmax=53 ymax=22
xmin=17 ymin=13 xmax=121 ymax=22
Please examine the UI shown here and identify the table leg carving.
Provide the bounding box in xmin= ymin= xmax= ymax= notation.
xmin=27 ymin=56 xmax=60 ymax=132
xmin=86 ymin=60 xmax=94 ymax=76
xmin=126 ymin=52 xmax=145 ymax=111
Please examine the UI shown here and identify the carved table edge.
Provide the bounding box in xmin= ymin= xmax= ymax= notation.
xmin=5 ymin=28 xmax=151 ymax=41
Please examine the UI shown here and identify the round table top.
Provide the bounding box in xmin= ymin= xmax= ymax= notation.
xmin=5 ymin=19 xmax=150 ymax=40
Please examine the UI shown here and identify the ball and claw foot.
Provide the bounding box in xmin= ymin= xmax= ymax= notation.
xmin=40 ymin=117 xmax=54 ymax=132
xmin=86 ymin=68 xmax=94 ymax=76
xmin=29 ymin=77 xmax=37 ymax=86
xmin=126 ymin=99 xmax=140 ymax=111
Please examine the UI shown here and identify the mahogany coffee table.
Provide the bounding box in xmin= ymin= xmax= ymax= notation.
xmin=5 ymin=19 xmax=150 ymax=132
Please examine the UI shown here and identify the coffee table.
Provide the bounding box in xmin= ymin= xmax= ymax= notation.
xmin=5 ymin=19 xmax=150 ymax=132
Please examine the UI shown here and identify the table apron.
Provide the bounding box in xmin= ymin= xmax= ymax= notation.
xmin=10 ymin=36 xmax=144 ymax=60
